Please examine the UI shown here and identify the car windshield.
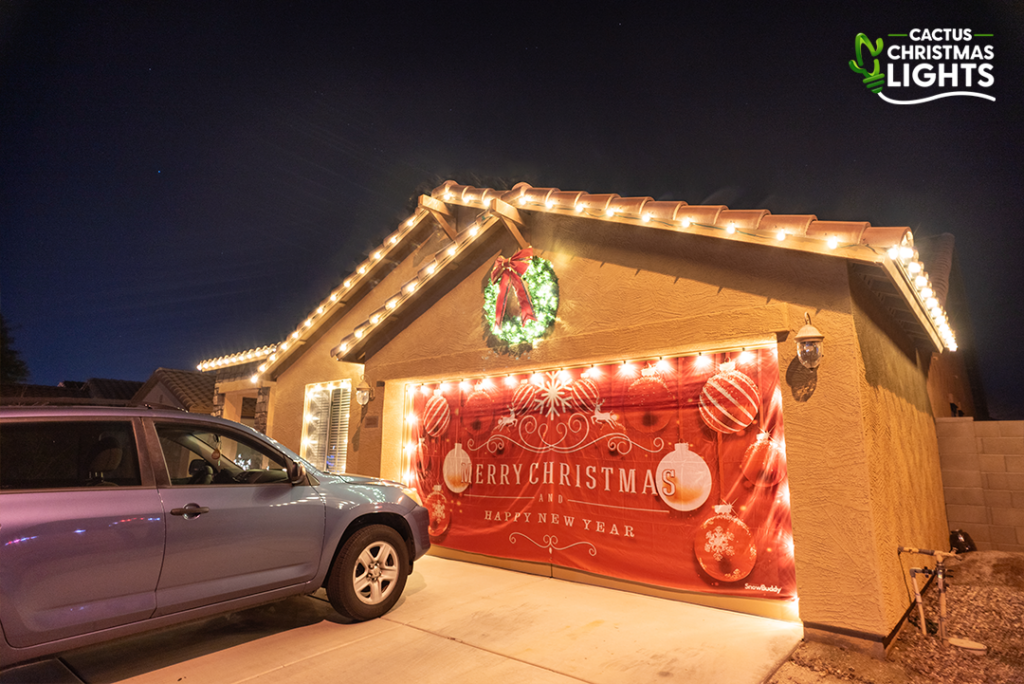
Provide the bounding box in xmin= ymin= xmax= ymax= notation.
xmin=263 ymin=434 xmax=324 ymax=476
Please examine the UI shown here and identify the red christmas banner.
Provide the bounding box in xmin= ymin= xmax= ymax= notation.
xmin=406 ymin=347 xmax=796 ymax=600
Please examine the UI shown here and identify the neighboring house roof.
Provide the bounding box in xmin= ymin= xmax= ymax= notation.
xmin=1 ymin=377 xmax=145 ymax=405
xmin=199 ymin=181 xmax=959 ymax=382
xmin=132 ymin=368 xmax=216 ymax=413
xmin=83 ymin=377 xmax=145 ymax=401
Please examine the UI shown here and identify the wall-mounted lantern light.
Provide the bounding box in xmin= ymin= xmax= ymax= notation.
xmin=355 ymin=376 xmax=374 ymax=406
xmin=795 ymin=313 xmax=824 ymax=370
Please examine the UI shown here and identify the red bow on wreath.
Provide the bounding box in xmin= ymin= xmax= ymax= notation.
xmin=490 ymin=248 xmax=537 ymax=327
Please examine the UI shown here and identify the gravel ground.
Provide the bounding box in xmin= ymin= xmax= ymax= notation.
xmin=768 ymin=551 xmax=1024 ymax=684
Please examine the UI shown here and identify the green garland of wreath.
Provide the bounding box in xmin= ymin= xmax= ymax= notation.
xmin=482 ymin=257 xmax=559 ymax=347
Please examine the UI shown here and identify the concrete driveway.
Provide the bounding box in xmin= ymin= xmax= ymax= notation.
xmin=5 ymin=556 xmax=803 ymax=684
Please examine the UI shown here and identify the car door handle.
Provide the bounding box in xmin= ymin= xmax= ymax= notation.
xmin=171 ymin=504 xmax=210 ymax=518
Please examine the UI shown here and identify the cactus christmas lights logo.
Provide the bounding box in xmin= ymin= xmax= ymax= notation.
xmin=848 ymin=29 xmax=995 ymax=104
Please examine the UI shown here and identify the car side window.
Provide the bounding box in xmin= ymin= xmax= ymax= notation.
xmin=155 ymin=424 xmax=290 ymax=486
xmin=0 ymin=421 xmax=141 ymax=490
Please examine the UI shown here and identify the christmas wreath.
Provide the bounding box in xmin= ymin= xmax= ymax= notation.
xmin=483 ymin=248 xmax=559 ymax=347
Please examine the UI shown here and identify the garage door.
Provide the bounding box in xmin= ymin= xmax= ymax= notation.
xmin=405 ymin=345 xmax=795 ymax=602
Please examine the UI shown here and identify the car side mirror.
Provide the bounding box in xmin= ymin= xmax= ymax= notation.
xmin=287 ymin=460 xmax=307 ymax=485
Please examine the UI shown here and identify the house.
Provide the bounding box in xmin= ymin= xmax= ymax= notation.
xmin=131 ymin=368 xmax=217 ymax=415
xmin=200 ymin=180 xmax=977 ymax=655
xmin=0 ymin=377 xmax=144 ymax=405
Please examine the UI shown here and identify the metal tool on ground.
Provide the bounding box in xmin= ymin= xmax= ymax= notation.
xmin=897 ymin=545 xmax=987 ymax=654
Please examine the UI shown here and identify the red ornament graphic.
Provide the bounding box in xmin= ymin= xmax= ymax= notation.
xmin=699 ymin=364 xmax=760 ymax=434
xmin=570 ymin=376 xmax=601 ymax=412
xmin=462 ymin=387 xmax=497 ymax=440
xmin=741 ymin=433 xmax=786 ymax=487
xmin=511 ymin=381 xmax=539 ymax=415
xmin=693 ymin=504 xmax=757 ymax=582
xmin=424 ymin=485 xmax=452 ymax=537
xmin=625 ymin=366 xmax=672 ymax=433
xmin=423 ymin=391 xmax=451 ymax=437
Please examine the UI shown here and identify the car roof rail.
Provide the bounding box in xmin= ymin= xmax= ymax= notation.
xmin=135 ymin=402 xmax=188 ymax=412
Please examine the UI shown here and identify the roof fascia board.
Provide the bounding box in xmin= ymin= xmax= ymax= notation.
xmin=333 ymin=213 xmax=502 ymax=363
xmin=262 ymin=200 xmax=441 ymax=378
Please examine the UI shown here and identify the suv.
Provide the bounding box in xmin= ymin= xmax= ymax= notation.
xmin=0 ymin=405 xmax=429 ymax=667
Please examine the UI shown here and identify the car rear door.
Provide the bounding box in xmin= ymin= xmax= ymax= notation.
xmin=0 ymin=418 xmax=165 ymax=648
xmin=147 ymin=420 xmax=326 ymax=615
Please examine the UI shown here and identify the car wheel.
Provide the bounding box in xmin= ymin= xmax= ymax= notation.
xmin=327 ymin=524 xmax=409 ymax=620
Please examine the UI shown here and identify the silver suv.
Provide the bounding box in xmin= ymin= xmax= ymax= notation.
xmin=0 ymin=405 xmax=429 ymax=667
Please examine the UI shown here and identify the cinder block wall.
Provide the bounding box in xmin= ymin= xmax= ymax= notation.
xmin=936 ymin=417 xmax=1024 ymax=551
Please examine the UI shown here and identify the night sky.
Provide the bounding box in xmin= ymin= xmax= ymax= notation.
xmin=2 ymin=3 xmax=1022 ymax=417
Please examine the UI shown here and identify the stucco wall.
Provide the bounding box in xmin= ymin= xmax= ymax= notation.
xmin=362 ymin=213 xmax=905 ymax=636
xmin=849 ymin=276 xmax=949 ymax=632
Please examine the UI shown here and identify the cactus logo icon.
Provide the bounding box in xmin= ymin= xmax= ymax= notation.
xmin=849 ymin=34 xmax=886 ymax=94
xmin=848 ymin=30 xmax=995 ymax=105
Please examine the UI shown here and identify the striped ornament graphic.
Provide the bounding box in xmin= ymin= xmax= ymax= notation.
xmin=570 ymin=376 xmax=601 ymax=412
xmin=511 ymin=381 xmax=539 ymax=414
xmin=423 ymin=392 xmax=451 ymax=437
xmin=698 ymin=368 xmax=760 ymax=434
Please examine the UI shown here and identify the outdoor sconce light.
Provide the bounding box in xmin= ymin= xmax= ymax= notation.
xmin=355 ymin=376 xmax=374 ymax=406
xmin=795 ymin=313 xmax=824 ymax=370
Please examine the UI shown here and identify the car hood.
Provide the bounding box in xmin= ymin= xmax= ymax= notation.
xmin=321 ymin=473 xmax=400 ymax=487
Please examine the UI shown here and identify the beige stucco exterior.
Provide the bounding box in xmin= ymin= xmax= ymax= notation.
xmin=339 ymin=213 xmax=948 ymax=643
xmin=213 ymin=185 xmax=969 ymax=651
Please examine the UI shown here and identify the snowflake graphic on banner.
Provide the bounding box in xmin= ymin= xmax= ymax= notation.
xmin=704 ymin=525 xmax=736 ymax=561
xmin=533 ymin=372 xmax=572 ymax=418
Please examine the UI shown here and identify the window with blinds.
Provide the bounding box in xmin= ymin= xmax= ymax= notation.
xmin=300 ymin=381 xmax=351 ymax=474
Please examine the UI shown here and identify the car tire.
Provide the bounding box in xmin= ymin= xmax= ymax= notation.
xmin=327 ymin=524 xmax=409 ymax=620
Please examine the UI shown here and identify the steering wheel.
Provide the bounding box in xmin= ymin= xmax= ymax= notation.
xmin=187 ymin=460 xmax=215 ymax=485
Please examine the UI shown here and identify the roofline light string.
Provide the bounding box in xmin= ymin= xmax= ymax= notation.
xmin=503 ymin=194 xmax=956 ymax=352
xmin=332 ymin=212 xmax=500 ymax=360
xmin=204 ymin=205 xmax=430 ymax=378
xmin=211 ymin=185 xmax=959 ymax=376
xmin=401 ymin=343 xmax=778 ymax=393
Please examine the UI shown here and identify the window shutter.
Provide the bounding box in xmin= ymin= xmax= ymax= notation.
xmin=302 ymin=384 xmax=350 ymax=474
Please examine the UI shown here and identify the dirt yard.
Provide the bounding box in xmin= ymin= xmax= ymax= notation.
xmin=768 ymin=551 xmax=1024 ymax=684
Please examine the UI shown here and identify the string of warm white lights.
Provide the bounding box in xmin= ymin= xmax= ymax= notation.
xmin=402 ymin=344 xmax=777 ymax=399
xmin=197 ymin=207 xmax=434 ymax=378
xmin=196 ymin=345 xmax=276 ymax=372
xmin=201 ymin=184 xmax=958 ymax=380
xmin=886 ymin=244 xmax=958 ymax=351
xmin=332 ymin=217 xmax=494 ymax=361
xmin=487 ymin=189 xmax=956 ymax=352
xmin=397 ymin=344 xmax=781 ymax=485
